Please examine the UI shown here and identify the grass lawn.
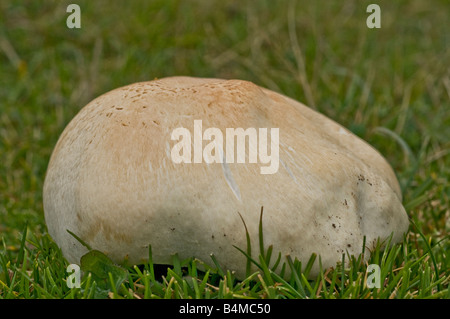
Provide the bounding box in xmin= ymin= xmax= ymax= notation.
xmin=0 ymin=0 xmax=448 ymax=299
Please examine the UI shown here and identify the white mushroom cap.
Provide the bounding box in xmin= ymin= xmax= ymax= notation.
xmin=43 ymin=76 xmax=409 ymax=278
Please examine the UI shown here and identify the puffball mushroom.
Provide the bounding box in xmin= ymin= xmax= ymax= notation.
xmin=43 ymin=76 xmax=409 ymax=278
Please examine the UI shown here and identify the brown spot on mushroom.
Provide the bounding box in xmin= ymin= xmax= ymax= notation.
xmin=81 ymin=215 xmax=132 ymax=245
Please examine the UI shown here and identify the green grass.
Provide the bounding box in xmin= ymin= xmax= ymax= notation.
xmin=0 ymin=0 xmax=449 ymax=299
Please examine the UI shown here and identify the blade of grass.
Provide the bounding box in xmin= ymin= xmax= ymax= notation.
xmin=209 ymin=254 xmax=225 ymax=278
xmin=66 ymin=229 xmax=92 ymax=251
xmin=258 ymin=206 xmax=265 ymax=259
xmin=237 ymin=211 xmax=252 ymax=277
xmin=269 ymin=269 xmax=304 ymax=298
xmin=286 ymin=255 xmax=306 ymax=298
xmin=16 ymin=223 xmax=28 ymax=267
xmin=410 ymin=218 xmax=441 ymax=291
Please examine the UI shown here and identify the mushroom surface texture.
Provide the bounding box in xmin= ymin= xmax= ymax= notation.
xmin=43 ymin=76 xmax=409 ymax=278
